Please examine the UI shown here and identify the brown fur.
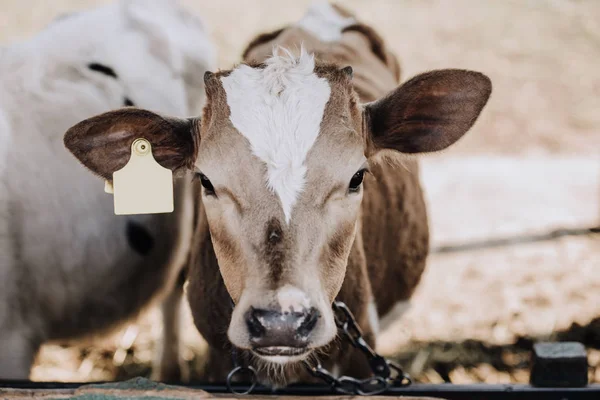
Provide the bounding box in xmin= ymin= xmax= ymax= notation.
xmin=366 ymin=69 xmax=492 ymax=155
xmin=186 ymin=196 xmax=233 ymax=352
xmin=342 ymin=23 xmax=402 ymax=82
xmin=64 ymin=108 xmax=199 ymax=180
xmin=187 ymin=12 xmax=420 ymax=383
xmin=63 ymin=2 xmax=491 ymax=387
xmin=264 ymin=218 xmax=285 ymax=284
xmin=241 ymin=27 xmax=285 ymax=62
xmin=188 ymin=5 xmax=489 ymax=384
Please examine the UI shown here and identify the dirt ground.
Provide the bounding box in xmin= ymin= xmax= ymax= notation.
xmin=1 ymin=0 xmax=599 ymax=385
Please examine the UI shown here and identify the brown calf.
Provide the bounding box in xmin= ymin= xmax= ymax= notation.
xmin=64 ymin=2 xmax=491 ymax=386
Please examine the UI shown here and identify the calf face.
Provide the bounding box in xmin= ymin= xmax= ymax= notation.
xmin=64 ymin=48 xmax=491 ymax=366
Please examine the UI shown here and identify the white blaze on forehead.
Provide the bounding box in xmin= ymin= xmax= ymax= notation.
xmin=297 ymin=1 xmax=356 ymax=42
xmin=276 ymin=285 xmax=311 ymax=313
xmin=221 ymin=47 xmax=331 ymax=222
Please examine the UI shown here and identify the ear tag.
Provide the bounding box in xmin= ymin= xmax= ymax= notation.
xmin=104 ymin=180 xmax=114 ymax=194
xmin=112 ymin=138 xmax=174 ymax=215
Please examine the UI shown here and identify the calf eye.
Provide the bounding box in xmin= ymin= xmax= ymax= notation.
xmin=349 ymin=169 xmax=366 ymax=193
xmin=196 ymin=173 xmax=215 ymax=196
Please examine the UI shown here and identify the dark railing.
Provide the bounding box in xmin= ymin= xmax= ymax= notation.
xmin=2 ymin=380 xmax=600 ymax=400
xmin=432 ymin=225 xmax=599 ymax=254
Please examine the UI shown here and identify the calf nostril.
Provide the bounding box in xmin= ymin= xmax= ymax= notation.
xmin=297 ymin=308 xmax=319 ymax=337
xmin=246 ymin=307 xmax=320 ymax=346
xmin=246 ymin=307 xmax=266 ymax=338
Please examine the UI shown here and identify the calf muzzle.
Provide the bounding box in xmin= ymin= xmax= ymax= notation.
xmin=245 ymin=306 xmax=320 ymax=350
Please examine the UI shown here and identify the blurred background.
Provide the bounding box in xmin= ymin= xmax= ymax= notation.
xmin=1 ymin=0 xmax=599 ymax=384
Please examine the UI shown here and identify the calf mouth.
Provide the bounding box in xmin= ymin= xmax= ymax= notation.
xmin=253 ymin=346 xmax=311 ymax=364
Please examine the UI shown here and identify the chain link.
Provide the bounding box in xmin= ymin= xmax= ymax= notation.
xmin=303 ymin=301 xmax=412 ymax=395
xmin=226 ymin=300 xmax=411 ymax=395
xmin=226 ymin=302 xmax=258 ymax=395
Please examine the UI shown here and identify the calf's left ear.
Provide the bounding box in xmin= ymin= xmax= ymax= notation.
xmin=364 ymin=69 xmax=492 ymax=155
xmin=64 ymin=108 xmax=199 ymax=180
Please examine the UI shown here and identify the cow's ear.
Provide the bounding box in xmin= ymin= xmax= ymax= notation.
xmin=364 ymin=69 xmax=491 ymax=155
xmin=64 ymin=108 xmax=199 ymax=180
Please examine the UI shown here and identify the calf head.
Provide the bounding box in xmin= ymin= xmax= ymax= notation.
xmin=64 ymin=48 xmax=491 ymax=366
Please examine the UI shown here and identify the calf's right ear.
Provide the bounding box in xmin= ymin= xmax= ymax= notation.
xmin=64 ymin=108 xmax=199 ymax=180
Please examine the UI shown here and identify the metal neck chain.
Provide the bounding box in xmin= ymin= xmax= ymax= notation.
xmin=302 ymin=301 xmax=411 ymax=395
xmin=226 ymin=300 xmax=411 ymax=396
xmin=226 ymin=346 xmax=258 ymax=395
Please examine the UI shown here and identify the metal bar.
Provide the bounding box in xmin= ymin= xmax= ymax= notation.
xmin=2 ymin=381 xmax=600 ymax=399
xmin=432 ymin=226 xmax=600 ymax=254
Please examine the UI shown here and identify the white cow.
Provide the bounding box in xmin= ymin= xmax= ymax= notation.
xmin=0 ymin=0 xmax=215 ymax=381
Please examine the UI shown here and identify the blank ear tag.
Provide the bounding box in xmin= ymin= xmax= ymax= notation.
xmin=104 ymin=180 xmax=114 ymax=194
xmin=112 ymin=138 xmax=174 ymax=215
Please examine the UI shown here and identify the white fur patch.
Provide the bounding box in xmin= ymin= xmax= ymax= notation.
xmin=276 ymin=285 xmax=311 ymax=313
xmin=221 ymin=47 xmax=331 ymax=222
xmin=297 ymin=1 xmax=356 ymax=42
xmin=379 ymin=301 xmax=410 ymax=332
xmin=0 ymin=0 xmax=214 ymax=378
xmin=367 ymin=300 xmax=380 ymax=335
